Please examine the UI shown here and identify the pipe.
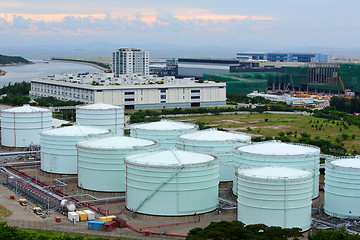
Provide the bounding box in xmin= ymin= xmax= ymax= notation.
xmin=126 ymin=223 xmax=187 ymax=238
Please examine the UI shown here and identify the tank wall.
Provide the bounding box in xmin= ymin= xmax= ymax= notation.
xmin=233 ymin=152 xmax=320 ymax=198
xmin=324 ymin=165 xmax=360 ymax=218
xmin=237 ymin=175 xmax=313 ymax=231
xmin=130 ymin=128 xmax=197 ymax=150
xmin=176 ymin=139 xmax=248 ymax=182
xmin=1 ymin=112 xmax=52 ymax=147
xmin=126 ymin=163 xmax=219 ymax=216
xmin=76 ymin=109 xmax=125 ymax=135
xmin=77 ymin=146 xmax=159 ymax=192
xmin=41 ymin=133 xmax=109 ymax=174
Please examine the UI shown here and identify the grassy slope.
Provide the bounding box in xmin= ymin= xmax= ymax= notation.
xmin=168 ymin=113 xmax=360 ymax=153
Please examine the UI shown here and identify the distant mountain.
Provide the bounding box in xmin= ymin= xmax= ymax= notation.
xmin=0 ymin=54 xmax=31 ymax=65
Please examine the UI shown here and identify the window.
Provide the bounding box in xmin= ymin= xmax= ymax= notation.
xmin=161 ymin=95 xmax=166 ymax=99
xmin=124 ymin=92 xmax=134 ymax=95
xmin=125 ymin=98 xmax=135 ymax=102
xmin=191 ymin=90 xmax=200 ymax=93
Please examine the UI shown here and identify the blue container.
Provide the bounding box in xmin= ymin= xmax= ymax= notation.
xmin=88 ymin=221 xmax=105 ymax=230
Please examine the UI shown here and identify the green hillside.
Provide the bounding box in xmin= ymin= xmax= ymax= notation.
xmin=0 ymin=54 xmax=31 ymax=65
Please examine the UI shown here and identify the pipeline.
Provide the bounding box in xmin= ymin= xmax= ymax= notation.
xmin=126 ymin=223 xmax=187 ymax=238
xmin=126 ymin=213 xmax=200 ymax=238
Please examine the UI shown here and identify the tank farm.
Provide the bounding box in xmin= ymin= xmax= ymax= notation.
xmin=1 ymin=103 xmax=360 ymax=237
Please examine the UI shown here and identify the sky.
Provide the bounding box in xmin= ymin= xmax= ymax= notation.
xmin=1 ymin=0 xmax=359 ymax=57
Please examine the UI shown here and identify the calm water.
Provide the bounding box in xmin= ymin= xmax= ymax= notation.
xmin=0 ymin=60 xmax=100 ymax=87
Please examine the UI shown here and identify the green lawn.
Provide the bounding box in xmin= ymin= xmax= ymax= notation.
xmin=167 ymin=113 xmax=360 ymax=153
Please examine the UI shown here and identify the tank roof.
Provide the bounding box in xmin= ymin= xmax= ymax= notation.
xmin=131 ymin=120 xmax=197 ymax=131
xmin=237 ymin=141 xmax=320 ymax=155
xmin=179 ymin=129 xmax=251 ymax=142
xmin=331 ymin=158 xmax=360 ymax=168
xmin=125 ymin=149 xmax=214 ymax=166
xmin=76 ymin=103 xmax=123 ymax=110
xmin=238 ymin=166 xmax=312 ymax=179
xmin=3 ymin=104 xmax=51 ymax=113
xmin=41 ymin=125 xmax=110 ymax=136
xmin=77 ymin=136 xmax=156 ymax=149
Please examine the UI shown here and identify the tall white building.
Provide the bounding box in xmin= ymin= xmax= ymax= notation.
xmin=112 ymin=48 xmax=149 ymax=76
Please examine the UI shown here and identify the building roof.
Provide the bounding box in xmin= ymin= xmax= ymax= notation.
xmin=237 ymin=166 xmax=312 ymax=179
xmin=41 ymin=125 xmax=110 ymax=137
xmin=3 ymin=104 xmax=51 ymax=113
xmin=179 ymin=129 xmax=251 ymax=142
xmin=331 ymin=158 xmax=360 ymax=169
xmin=125 ymin=149 xmax=215 ymax=167
xmin=131 ymin=120 xmax=198 ymax=131
xmin=77 ymin=136 xmax=156 ymax=150
xmin=237 ymin=141 xmax=320 ymax=155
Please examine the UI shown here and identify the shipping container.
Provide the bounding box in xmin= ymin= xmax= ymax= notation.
xmin=76 ymin=211 xmax=88 ymax=221
xmin=83 ymin=210 xmax=95 ymax=220
xmin=103 ymin=221 xmax=117 ymax=232
xmin=99 ymin=215 xmax=116 ymax=222
xmin=68 ymin=212 xmax=79 ymax=222
xmin=88 ymin=221 xmax=105 ymax=230
xmin=114 ymin=217 xmax=127 ymax=228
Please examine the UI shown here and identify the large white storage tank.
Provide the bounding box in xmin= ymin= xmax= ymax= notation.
xmin=76 ymin=103 xmax=124 ymax=135
xmin=236 ymin=166 xmax=313 ymax=231
xmin=1 ymin=105 xmax=52 ymax=147
xmin=324 ymin=157 xmax=360 ymax=219
xmin=130 ymin=120 xmax=198 ymax=149
xmin=125 ymin=149 xmax=219 ymax=216
xmin=40 ymin=125 xmax=110 ymax=174
xmin=176 ymin=129 xmax=251 ymax=182
xmin=233 ymin=141 xmax=320 ymax=198
xmin=76 ymin=136 xmax=159 ymax=192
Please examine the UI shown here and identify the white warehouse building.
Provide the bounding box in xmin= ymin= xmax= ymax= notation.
xmin=30 ymin=74 xmax=226 ymax=110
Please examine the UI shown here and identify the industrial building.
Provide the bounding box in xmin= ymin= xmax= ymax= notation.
xmin=204 ymin=63 xmax=360 ymax=95
xmin=29 ymin=74 xmax=226 ymax=110
xmin=236 ymin=52 xmax=330 ymax=63
xmin=177 ymin=58 xmax=284 ymax=78
xmin=112 ymin=48 xmax=149 ymax=76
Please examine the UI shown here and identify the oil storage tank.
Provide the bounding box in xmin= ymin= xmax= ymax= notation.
xmin=324 ymin=157 xmax=360 ymax=219
xmin=40 ymin=125 xmax=110 ymax=174
xmin=76 ymin=103 xmax=124 ymax=135
xmin=125 ymin=149 xmax=219 ymax=216
xmin=130 ymin=120 xmax=198 ymax=149
xmin=1 ymin=104 xmax=52 ymax=147
xmin=233 ymin=141 xmax=320 ymax=198
xmin=176 ymin=129 xmax=251 ymax=182
xmin=76 ymin=136 xmax=159 ymax=192
xmin=236 ymin=166 xmax=313 ymax=231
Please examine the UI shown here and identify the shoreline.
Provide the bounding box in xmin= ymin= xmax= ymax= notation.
xmin=0 ymin=62 xmax=34 ymax=67
xmin=46 ymin=58 xmax=109 ymax=71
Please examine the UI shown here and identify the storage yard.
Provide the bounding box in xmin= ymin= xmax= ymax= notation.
xmin=1 ymin=103 xmax=360 ymax=238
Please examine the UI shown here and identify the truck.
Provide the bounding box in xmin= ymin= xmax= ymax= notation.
xmin=33 ymin=207 xmax=43 ymax=215
xmin=19 ymin=198 xmax=28 ymax=206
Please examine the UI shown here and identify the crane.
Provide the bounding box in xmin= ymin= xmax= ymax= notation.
xmin=339 ymin=77 xmax=352 ymax=99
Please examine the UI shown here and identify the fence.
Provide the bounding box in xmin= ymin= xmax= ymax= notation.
xmin=5 ymin=218 xmax=130 ymax=239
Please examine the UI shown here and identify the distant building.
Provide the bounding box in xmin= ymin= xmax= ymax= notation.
xmin=177 ymin=58 xmax=240 ymax=78
xmin=236 ymin=52 xmax=330 ymax=63
xmin=30 ymin=73 xmax=226 ymax=110
xmin=112 ymin=48 xmax=149 ymax=76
